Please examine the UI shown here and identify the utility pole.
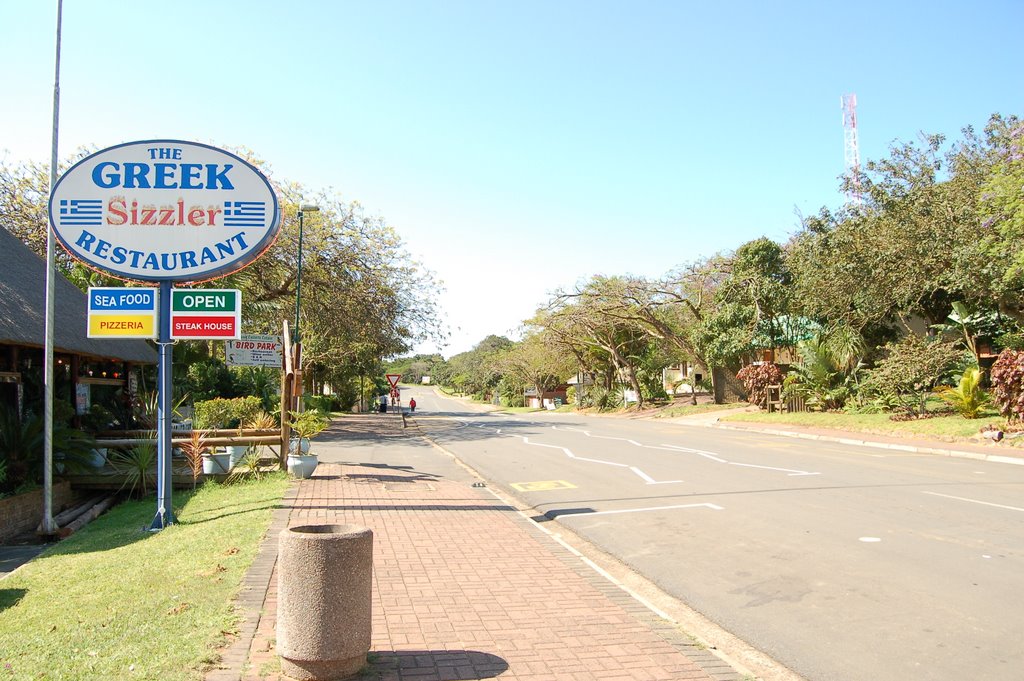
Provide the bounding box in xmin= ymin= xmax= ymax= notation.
xmin=841 ymin=93 xmax=862 ymax=205
xmin=41 ymin=0 xmax=64 ymax=535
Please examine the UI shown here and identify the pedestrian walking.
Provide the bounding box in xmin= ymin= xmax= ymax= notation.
xmin=409 ymin=398 xmax=416 ymax=413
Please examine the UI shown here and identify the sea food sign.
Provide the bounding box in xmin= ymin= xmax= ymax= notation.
xmin=49 ymin=140 xmax=279 ymax=282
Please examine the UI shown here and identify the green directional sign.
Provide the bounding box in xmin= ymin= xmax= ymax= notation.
xmin=171 ymin=289 xmax=238 ymax=313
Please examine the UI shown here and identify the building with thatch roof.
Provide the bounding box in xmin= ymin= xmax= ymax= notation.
xmin=0 ymin=227 xmax=156 ymax=418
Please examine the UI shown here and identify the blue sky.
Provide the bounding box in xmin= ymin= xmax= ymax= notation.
xmin=2 ymin=1 xmax=1021 ymax=356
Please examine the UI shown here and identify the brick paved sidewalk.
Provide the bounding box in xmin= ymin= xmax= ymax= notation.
xmin=205 ymin=418 xmax=745 ymax=681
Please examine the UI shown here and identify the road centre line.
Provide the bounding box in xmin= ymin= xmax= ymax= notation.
xmin=548 ymin=428 xmax=819 ymax=475
xmin=467 ymin=421 xmax=682 ymax=485
xmin=545 ymin=425 xmax=820 ymax=477
xmin=922 ymin=491 xmax=1024 ymax=513
xmin=661 ymin=444 xmax=819 ymax=476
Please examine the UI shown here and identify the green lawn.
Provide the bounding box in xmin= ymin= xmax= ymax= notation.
xmin=0 ymin=474 xmax=289 ymax=681
xmin=723 ymin=409 xmax=1007 ymax=443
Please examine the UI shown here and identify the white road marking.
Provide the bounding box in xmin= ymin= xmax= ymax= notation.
xmin=629 ymin=466 xmax=683 ymax=485
xmin=468 ymin=425 xmax=683 ymax=485
xmin=922 ymin=491 xmax=1024 ymax=513
xmin=575 ymin=502 xmax=724 ymax=517
xmin=661 ymin=444 xmax=819 ymax=476
xmin=859 ymin=537 xmax=882 ymax=543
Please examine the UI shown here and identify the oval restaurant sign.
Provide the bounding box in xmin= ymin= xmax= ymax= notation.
xmin=49 ymin=140 xmax=279 ymax=282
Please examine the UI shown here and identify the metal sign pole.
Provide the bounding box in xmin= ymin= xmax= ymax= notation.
xmin=150 ymin=280 xmax=175 ymax=530
xmin=40 ymin=0 xmax=64 ymax=536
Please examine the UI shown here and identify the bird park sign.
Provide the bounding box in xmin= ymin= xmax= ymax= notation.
xmin=226 ymin=334 xmax=283 ymax=368
xmin=48 ymin=140 xmax=280 ymax=282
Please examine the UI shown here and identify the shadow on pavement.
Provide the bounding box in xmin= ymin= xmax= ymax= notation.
xmin=367 ymin=650 xmax=508 ymax=679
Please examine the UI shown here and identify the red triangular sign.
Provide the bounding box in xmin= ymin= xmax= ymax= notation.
xmin=386 ymin=374 xmax=401 ymax=388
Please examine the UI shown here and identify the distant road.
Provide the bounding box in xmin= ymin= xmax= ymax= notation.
xmin=403 ymin=386 xmax=1024 ymax=681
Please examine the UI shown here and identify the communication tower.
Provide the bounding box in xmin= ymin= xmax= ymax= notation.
xmin=841 ymin=93 xmax=861 ymax=204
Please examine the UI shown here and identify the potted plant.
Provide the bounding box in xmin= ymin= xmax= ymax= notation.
xmin=286 ymin=410 xmax=329 ymax=478
xmin=226 ymin=397 xmax=264 ymax=468
xmin=193 ymin=398 xmax=233 ymax=473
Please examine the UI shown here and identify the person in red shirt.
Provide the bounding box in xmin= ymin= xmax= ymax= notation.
xmin=409 ymin=398 xmax=417 ymax=413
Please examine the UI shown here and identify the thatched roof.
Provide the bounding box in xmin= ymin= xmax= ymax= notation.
xmin=0 ymin=227 xmax=157 ymax=364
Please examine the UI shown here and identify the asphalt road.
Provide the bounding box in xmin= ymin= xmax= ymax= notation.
xmin=402 ymin=386 xmax=1024 ymax=681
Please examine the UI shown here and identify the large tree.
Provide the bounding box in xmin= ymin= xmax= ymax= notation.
xmin=789 ymin=121 xmax=1007 ymax=334
xmin=497 ymin=330 xmax=576 ymax=405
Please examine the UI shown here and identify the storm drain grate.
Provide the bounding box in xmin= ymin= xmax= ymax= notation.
xmin=383 ymin=481 xmax=435 ymax=492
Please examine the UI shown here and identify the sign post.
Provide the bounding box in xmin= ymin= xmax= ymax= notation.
xmin=226 ymin=334 xmax=283 ymax=367
xmin=49 ymin=140 xmax=280 ymax=531
xmin=386 ymin=374 xmax=402 ymax=413
xmin=154 ymin=281 xmax=173 ymax=528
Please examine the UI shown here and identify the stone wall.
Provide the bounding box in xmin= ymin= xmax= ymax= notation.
xmin=0 ymin=481 xmax=80 ymax=543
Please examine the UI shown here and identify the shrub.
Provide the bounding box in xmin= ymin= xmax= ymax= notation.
xmin=0 ymin=411 xmax=95 ymax=494
xmin=182 ymin=359 xmax=237 ymax=403
xmin=861 ymin=336 xmax=965 ymax=416
xmin=736 ymin=363 xmax=784 ymax=408
xmin=232 ymin=396 xmax=264 ymax=428
xmin=109 ymin=442 xmax=157 ymax=498
xmin=194 ymin=396 xmax=263 ymax=430
xmin=936 ymin=368 xmax=991 ymax=419
xmin=306 ymin=394 xmax=345 ymax=414
xmin=193 ymin=398 xmax=235 ymax=430
xmin=590 ymin=387 xmax=623 ymax=411
xmin=287 ymin=410 xmax=330 ymax=440
xmin=784 ymin=336 xmax=860 ymax=411
xmin=991 ymin=349 xmax=1024 ymax=420
xmin=178 ymin=429 xmax=211 ymax=489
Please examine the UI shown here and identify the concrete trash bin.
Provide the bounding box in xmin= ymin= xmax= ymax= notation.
xmin=277 ymin=524 xmax=374 ymax=680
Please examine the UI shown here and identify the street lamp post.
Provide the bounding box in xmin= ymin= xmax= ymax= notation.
xmin=294 ymin=203 xmax=319 ymax=343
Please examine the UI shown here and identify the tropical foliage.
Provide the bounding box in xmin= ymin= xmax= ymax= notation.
xmin=936 ymin=368 xmax=991 ymax=419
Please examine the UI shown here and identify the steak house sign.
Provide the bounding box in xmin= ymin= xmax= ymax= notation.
xmin=49 ymin=140 xmax=280 ymax=281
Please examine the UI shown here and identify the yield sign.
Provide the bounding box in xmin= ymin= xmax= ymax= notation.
xmin=385 ymin=374 xmax=402 ymax=389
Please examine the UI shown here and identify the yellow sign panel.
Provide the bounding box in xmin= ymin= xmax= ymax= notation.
xmin=88 ymin=313 xmax=156 ymax=338
xmin=510 ymin=480 xmax=577 ymax=492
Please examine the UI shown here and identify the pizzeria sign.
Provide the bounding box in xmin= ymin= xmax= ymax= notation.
xmin=48 ymin=140 xmax=280 ymax=282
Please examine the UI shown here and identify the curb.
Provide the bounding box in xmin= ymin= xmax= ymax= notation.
xmin=709 ymin=421 xmax=1024 ymax=466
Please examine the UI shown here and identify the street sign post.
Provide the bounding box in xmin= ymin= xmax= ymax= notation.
xmin=170 ymin=288 xmax=241 ymax=340
xmin=87 ymin=287 xmax=158 ymax=338
xmin=386 ymin=374 xmax=401 ymax=389
xmin=49 ymin=140 xmax=280 ymax=531
xmin=226 ymin=334 xmax=283 ymax=367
